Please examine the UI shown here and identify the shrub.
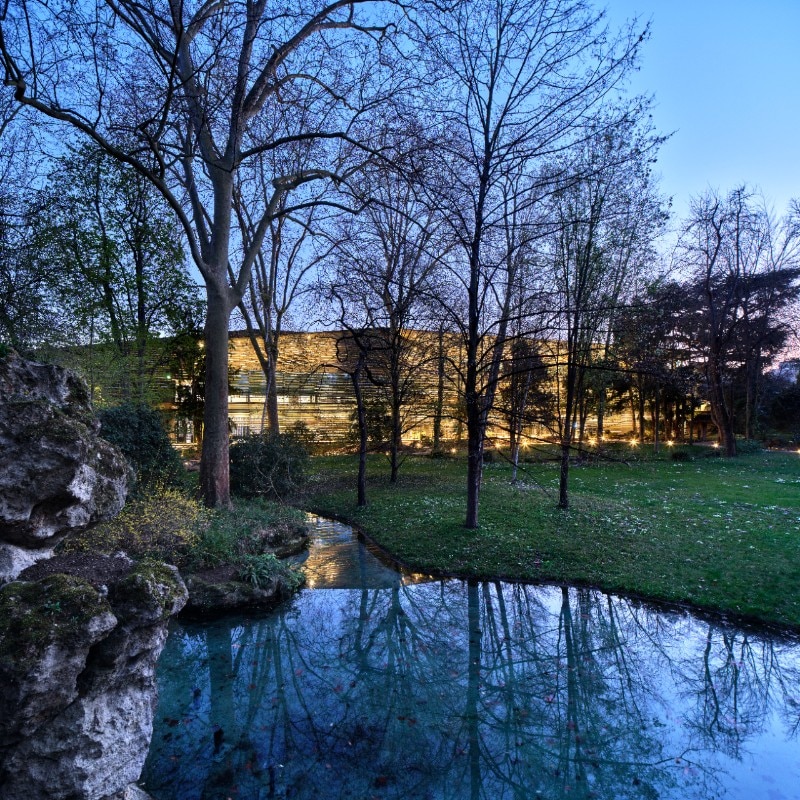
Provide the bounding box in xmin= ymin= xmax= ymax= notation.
xmin=189 ymin=498 xmax=306 ymax=568
xmin=60 ymin=486 xmax=205 ymax=564
xmin=671 ymin=449 xmax=692 ymax=462
xmin=98 ymin=403 xmax=184 ymax=490
xmin=229 ymin=432 xmax=308 ymax=500
xmin=736 ymin=439 xmax=764 ymax=454
xmin=285 ymin=421 xmax=318 ymax=453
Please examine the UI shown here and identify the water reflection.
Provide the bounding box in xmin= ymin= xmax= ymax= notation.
xmin=288 ymin=515 xmax=433 ymax=589
xmin=142 ymin=527 xmax=800 ymax=800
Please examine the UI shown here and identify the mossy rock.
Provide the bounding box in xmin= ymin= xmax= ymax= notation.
xmin=110 ymin=560 xmax=188 ymax=624
xmin=0 ymin=574 xmax=113 ymax=672
xmin=181 ymin=568 xmax=303 ymax=618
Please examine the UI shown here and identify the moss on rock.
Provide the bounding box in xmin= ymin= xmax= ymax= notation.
xmin=0 ymin=574 xmax=113 ymax=671
xmin=111 ymin=560 xmax=188 ymax=624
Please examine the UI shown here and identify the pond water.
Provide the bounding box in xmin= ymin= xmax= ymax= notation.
xmin=141 ymin=517 xmax=800 ymax=800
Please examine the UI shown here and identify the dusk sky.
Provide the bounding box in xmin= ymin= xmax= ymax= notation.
xmin=607 ymin=0 xmax=800 ymax=226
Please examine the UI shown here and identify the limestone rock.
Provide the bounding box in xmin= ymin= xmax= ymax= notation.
xmin=0 ymin=351 xmax=129 ymax=581
xmin=0 ymin=558 xmax=187 ymax=800
xmin=183 ymin=570 xmax=284 ymax=616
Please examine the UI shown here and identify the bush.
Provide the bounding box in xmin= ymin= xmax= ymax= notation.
xmin=736 ymin=439 xmax=764 ymax=454
xmin=229 ymin=432 xmax=308 ymax=500
xmin=671 ymin=449 xmax=692 ymax=462
xmin=60 ymin=486 xmax=205 ymax=565
xmin=98 ymin=403 xmax=184 ymax=491
xmin=188 ymin=498 xmax=306 ymax=569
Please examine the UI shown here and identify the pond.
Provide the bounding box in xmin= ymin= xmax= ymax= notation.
xmin=141 ymin=517 xmax=800 ymax=800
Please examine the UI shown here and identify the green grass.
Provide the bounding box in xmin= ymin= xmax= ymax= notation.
xmin=302 ymin=446 xmax=800 ymax=630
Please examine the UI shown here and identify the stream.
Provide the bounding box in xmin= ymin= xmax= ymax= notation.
xmin=141 ymin=516 xmax=800 ymax=799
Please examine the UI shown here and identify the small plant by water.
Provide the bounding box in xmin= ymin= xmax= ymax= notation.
xmin=237 ymin=553 xmax=304 ymax=591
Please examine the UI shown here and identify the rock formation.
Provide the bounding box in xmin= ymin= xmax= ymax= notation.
xmin=0 ymin=557 xmax=187 ymax=800
xmin=0 ymin=351 xmax=129 ymax=582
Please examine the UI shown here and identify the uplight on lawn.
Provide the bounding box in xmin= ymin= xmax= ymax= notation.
xmin=713 ymin=442 xmax=720 ymax=449
xmin=630 ymin=439 xmax=638 ymax=447
xmin=667 ymin=440 xmax=674 ymax=447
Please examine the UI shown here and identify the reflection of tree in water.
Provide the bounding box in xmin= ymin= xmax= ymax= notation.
xmin=142 ymin=582 xmax=800 ymax=800
xmin=673 ymin=622 xmax=800 ymax=758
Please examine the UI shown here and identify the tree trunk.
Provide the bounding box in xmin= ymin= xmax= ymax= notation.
xmin=352 ymin=358 xmax=368 ymax=507
xmin=707 ymin=357 xmax=736 ymax=456
xmin=744 ymin=353 xmax=760 ymax=441
xmin=390 ymin=385 xmax=401 ymax=483
xmin=465 ymin=397 xmax=483 ymax=529
xmin=558 ymin=359 xmax=578 ymax=509
xmin=653 ymin=390 xmax=660 ymax=454
xmin=200 ymin=285 xmax=232 ymax=508
xmin=432 ymin=327 xmax=445 ymax=453
xmin=638 ymin=377 xmax=646 ymax=443
xmin=265 ymin=344 xmax=280 ymax=434
xmin=510 ymin=439 xmax=520 ymax=484
xmin=596 ymin=386 xmax=606 ymax=441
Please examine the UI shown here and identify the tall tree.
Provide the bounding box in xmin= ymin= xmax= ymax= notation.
xmin=422 ymin=0 xmax=646 ymax=526
xmin=235 ymin=197 xmax=323 ymax=435
xmin=677 ymin=188 xmax=800 ymax=455
xmin=0 ymin=112 xmax=59 ymax=351
xmin=324 ymin=132 xmax=447 ymax=481
xmin=1 ymin=0 xmax=410 ymax=506
xmin=36 ymin=145 xmax=199 ymax=402
xmin=543 ymin=111 xmax=665 ymax=508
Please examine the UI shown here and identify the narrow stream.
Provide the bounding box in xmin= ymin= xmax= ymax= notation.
xmin=141 ymin=517 xmax=800 ymax=800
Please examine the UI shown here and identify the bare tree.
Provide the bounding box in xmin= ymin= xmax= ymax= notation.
xmin=323 ymin=133 xmax=448 ymax=481
xmin=235 ymin=194 xmax=325 ymax=435
xmin=1 ymin=0 xmax=409 ymax=506
xmin=544 ymin=111 xmax=665 ymax=508
xmin=422 ymin=0 xmax=647 ymax=526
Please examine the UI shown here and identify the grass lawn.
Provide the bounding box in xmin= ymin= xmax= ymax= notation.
xmin=302 ymin=445 xmax=800 ymax=630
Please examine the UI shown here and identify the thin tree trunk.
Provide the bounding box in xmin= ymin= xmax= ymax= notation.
xmin=352 ymin=357 xmax=368 ymax=507
xmin=432 ymin=327 xmax=445 ymax=453
xmin=265 ymin=344 xmax=280 ymax=434
xmin=638 ymin=377 xmax=646 ymax=443
xmin=559 ymin=358 xmax=578 ymax=509
xmin=390 ymin=384 xmax=401 ymax=483
xmin=653 ymin=390 xmax=660 ymax=454
xmin=596 ymin=386 xmax=606 ymax=441
xmin=465 ymin=395 xmax=483 ymax=529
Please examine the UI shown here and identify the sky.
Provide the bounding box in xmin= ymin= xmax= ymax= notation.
xmin=606 ymin=0 xmax=800 ymax=226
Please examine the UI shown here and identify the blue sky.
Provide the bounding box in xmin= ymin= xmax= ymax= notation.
xmin=607 ymin=0 xmax=800 ymax=223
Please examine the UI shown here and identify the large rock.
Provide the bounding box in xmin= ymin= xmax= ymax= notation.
xmin=0 ymin=557 xmax=187 ymax=800
xmin=0 ymin=351 xmax=129 ymax=581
